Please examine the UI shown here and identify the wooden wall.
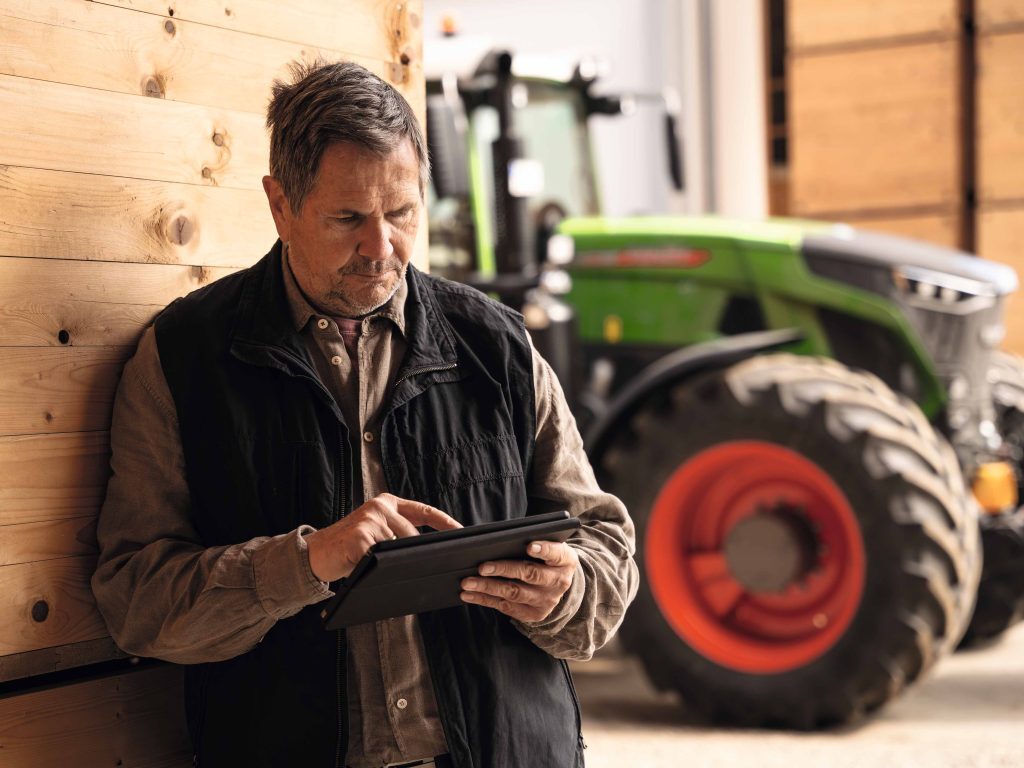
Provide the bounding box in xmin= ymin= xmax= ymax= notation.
xmin=0 ymin=1 xmax=424 ymax=764
xmin=787 ymin=0 xmax=963 ymax=247
xmin=786 ymin=0 xmax=1024 ymax=352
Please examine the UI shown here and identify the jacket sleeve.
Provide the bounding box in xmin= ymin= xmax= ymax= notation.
xmin=513 ymin=340 xmax=639 ymax=660
xmin=90 ymin=327 xmax=332 ymax=664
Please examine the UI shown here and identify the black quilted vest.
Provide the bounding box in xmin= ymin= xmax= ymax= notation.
xmin=153 ymin=242 xmax=584 ymax=768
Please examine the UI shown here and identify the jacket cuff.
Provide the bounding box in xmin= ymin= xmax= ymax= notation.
xmin=515 ymin=561 xmax=585 ymax=637
xmin=252 ymin=525 xmax=333 ymax=619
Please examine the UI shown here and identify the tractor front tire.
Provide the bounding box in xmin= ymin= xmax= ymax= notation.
xmin=602 ymin=354 xmax=980 ymax=729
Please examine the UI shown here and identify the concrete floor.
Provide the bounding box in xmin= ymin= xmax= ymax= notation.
xmin=571 ymin=624 xmax=1024 ymax=768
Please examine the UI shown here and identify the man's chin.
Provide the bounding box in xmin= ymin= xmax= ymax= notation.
xmin=328 ymin=274 xmax=401 ymax=317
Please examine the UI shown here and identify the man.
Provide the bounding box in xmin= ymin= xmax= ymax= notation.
xmin=92 ymin=60 xmax=637 ymax=768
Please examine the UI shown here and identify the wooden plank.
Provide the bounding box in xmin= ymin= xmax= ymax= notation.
xmin=788 ymin=0 xmax=959 ymax=51
xmin=0 ymin=0 xmax=421 ymax=115
xmin=0 ymin=637 xmax=126 ymax=683
xmin=0 ymin=432 xmax=110 ymax=528
xmin=0 ymin=664 xmax=189 ymax=767
xmin=0 ymin=166 xmax=276 ymax=267
xmin=94 ymin=0 xmax=422 ymax=67
xmin=0 ymin=256 xmax=239 ymax=346
xmin=0 ymin=517 xmax=97 ymax=567
xmin=978 ymin=204 xmax=1024 ymax=355
xmin=0 ymin=74 xmax=266 ymax=190
xmin=0 ymin=348 xmax=129 ymax=437
xmin=0 ymin=556 xmax=107 ymax=656
xmin=977 ymin=31 xmax=1024 ymax=203
xmin=977 ymin=0 xmax=1024 ymax=32
xmin=789 ymin=40 xmax=961 ymax=215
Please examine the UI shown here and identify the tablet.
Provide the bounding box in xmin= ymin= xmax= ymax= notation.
xmin=320 ymin=510 xmax=580 ymax=629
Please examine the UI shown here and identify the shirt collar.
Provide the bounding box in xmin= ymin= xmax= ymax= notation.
xmin=281 ymin=244 xmax=407 ymax=337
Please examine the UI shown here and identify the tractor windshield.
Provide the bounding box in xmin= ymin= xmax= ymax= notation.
xmin=427 ymin=78 xmax=598 ymax=277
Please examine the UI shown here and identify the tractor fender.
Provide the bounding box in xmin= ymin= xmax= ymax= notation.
xmin=583 ymin=328 xmax=805 ymax=461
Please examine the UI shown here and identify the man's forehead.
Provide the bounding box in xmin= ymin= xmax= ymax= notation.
xmin=313 ymin=141 xmax=420 ymax=197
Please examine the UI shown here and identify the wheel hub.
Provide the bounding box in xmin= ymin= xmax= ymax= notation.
xmin=723 ymin=504 xmax=819 ymax=593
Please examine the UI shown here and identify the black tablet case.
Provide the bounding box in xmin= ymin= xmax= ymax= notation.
xmin=320 ymin=511 xmax=580 ymax=629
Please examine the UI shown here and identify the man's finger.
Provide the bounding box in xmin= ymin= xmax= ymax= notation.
xmin=461 ymin=576 xmax=546 ymax=606
xmin=528 ymin=540 xmax=578 ymax=567
xmin=476 ymin=559 xmax=558 ymax=586
xmin=384 ymin=512 xmax=420 ymax=539
xmin=394 ymin=499 xmax=462 ymax=530
xmin=460 ymin=590 xmax=544 ymax=622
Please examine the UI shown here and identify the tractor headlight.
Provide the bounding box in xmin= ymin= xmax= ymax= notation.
xmin=546 ymin=234 xmax=575 ymax=266
xmin=892 ymin=266 xmax=997 ymax=314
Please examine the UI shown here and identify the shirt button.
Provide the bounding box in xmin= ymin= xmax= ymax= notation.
xmin=395 ymin=698 xmax=408 ymax=710
xmin=363 ymin=431 xmax=374 ymax=443
xmin=331 ymin=355 xmax=343 ymax=366
xmin=317 ymin=318 xmax=329 ymax=330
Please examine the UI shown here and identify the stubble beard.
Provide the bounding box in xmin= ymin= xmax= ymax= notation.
xmin=325 ymin=257 xmax=408 ymax=318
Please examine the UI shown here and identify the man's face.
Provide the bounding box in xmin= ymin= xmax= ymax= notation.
xmin=263 ymin=139 xmax=422 ymax=317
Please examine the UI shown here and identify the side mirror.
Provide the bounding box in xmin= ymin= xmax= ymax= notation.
xmin=663 ymin=87 xmax=685 ymax=192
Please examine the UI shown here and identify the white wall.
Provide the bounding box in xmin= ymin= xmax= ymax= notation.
xmin=422 ymin=0 xmax=767 ymax=219
xmin=423 ymin=0 xmax=670 ymax=217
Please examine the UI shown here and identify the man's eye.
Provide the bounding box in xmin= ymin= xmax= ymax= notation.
xmin=335 ymin=216 xmax=359 ymax=224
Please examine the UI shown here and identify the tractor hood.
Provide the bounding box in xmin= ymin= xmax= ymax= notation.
xmin=804 ymin=225 xmax=1018 ymax=297
xmin=558 ymin=215 xmax=829 ymax=251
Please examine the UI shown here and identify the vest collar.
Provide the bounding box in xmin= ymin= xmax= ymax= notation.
xmin=229 ymin=241 xmax=458 ymax=392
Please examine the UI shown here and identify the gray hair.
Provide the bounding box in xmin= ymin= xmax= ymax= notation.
xmin=266 ymin=60 xmax=429 ymax=212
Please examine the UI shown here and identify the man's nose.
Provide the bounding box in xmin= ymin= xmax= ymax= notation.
xmin=358 ymin=219 xmax=394 ymax=259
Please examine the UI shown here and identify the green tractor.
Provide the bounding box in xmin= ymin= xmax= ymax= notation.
xmin=424 ymin=46 xmax=1024 ymax=728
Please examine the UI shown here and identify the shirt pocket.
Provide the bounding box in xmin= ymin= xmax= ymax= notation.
xmin=431 ymin=433 xmax=527 ymax=523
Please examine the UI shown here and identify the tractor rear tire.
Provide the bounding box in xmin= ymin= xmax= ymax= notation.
xmin=601 ymin=354 xmax=980 ymax=729
xmin=959 ymin=351 xmax=1024 ymax=646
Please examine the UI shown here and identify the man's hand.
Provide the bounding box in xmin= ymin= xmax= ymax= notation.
xmin=460 ymin=540 xmax=580 ymax=623
xmin=306 ymin=493 xmax=461 ymax=582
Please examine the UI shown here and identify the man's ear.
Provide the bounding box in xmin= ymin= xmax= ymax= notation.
xmin=262 ymin=176 xmax=293 ymax=242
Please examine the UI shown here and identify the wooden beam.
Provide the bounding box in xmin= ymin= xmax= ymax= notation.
xmin=0 ymin=256 xmax=240 ymax=346
xmin=0 ymin=636 xmax=126 ymax=683
xmin=788 ymin=0 xmax=959 ymax=52
xmin=0 ymin=348 xmax=129 ymax=436
xmin=977 ymin=31 xmax=1024 ymax=204
xmin=0 ymin=556 xmax=107 ymax=656
xmin=789 ymin=40 xmax=961 ymax=215
xmin=0 ymin=74 xmax=266 ymax=190
xmin=0 ymin=664 xmax=189 ymax=767
xmin=0 ymin=517 xmax=97 ymax=567
xmin=0 ymin=166 xmax=276 ymax=267
xmin=0 ymin=432 xmax=110 ymax=528
xmin=92 ymin=0 xmax=423 ymax=68
xmin=1 ymin=0 xmax=421 ymax=115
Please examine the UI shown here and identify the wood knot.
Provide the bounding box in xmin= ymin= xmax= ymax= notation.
xmin=32 ymin=600 xmax=49 ymax=622
xmin=400 ymin=52 xmax=411 ymax=66
xmin=143 ymin=75 xmax=165 ymax=99
xmin=224 ymin=7 xmax=232 ymax=16
xmin=164 ymin=19 xmax=176 ymax=35
xmin=212 ymin=132 xmax=225 ymax=147
xmin=57 ymin=329 xmax=70 ymax=345
xmin=201 ymin=167 xmax=212 ymax=180
xmin=191 ymin=265 xmax=210 ymax=283
xmin=43 ymin=412 xmax=54 ymax=423
xmin=168 ymin=214 xmax=195 ymax=246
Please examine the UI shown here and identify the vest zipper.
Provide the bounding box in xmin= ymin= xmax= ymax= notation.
xmin=393 ymin=362 xmax=457 ymax=389
xmin=335 ymin=427 xmax=349 ymax=768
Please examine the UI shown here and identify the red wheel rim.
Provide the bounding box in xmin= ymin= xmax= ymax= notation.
xmin=645 ymin=440 xmax=865 ymax=674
